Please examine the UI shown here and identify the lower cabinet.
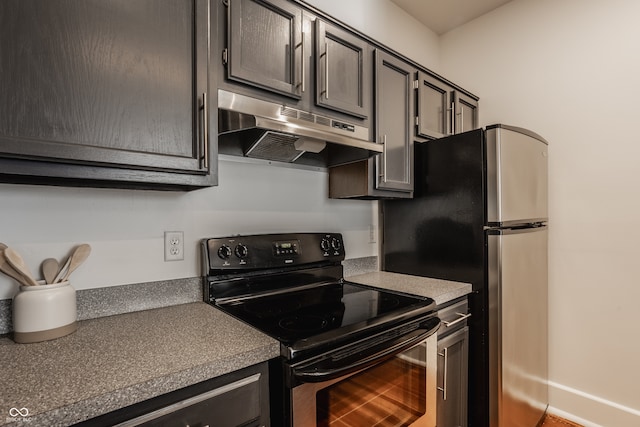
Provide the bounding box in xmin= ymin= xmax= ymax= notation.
xmin=437 ymin=299 xmax=470 ymax=427
xmin=74 ymin=362 xmax=270 ymax=427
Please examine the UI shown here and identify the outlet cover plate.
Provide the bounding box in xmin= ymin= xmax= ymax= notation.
xmin=164 ymin=231 xmax=184 ymax=261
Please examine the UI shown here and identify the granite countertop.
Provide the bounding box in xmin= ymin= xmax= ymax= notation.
xmin=347 ymin=271 xmax=472 ymax=305
xmin=0 ymin=302 xmax=279 ymax=427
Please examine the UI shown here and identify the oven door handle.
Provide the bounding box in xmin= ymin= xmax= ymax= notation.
xmin=292 ymin=317 xmax=440 ymax=384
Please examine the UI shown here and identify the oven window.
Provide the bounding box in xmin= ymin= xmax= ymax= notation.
xmin=316 ymin=344 xmax=427 ymax=426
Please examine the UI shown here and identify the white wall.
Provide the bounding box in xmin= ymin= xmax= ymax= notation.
xmin=440 ymin=0 xmax=640 ymax=425
xmin=0 ymin=158 xmax=377 ymax=299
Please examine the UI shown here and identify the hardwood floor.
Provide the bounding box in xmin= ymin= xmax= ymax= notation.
xmin=541 ymin=414 xmax=584 ymax=427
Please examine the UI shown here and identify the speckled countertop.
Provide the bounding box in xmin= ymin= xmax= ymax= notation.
xmin=0 ymin=302 xmax=279 ymax=427
xmin=346 ymin=271 xmax=472 ymax=305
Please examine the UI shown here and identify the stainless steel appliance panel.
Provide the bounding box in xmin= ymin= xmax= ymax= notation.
xmin=488 ymin=226 xmax=548 ymax=427
xmin=486 ymin=126 xmax=549 ymax=225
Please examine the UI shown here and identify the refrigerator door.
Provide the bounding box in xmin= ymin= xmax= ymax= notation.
xmin=486 ymin=125 xmax=548 ymax=226
xmin=487 ymin=226 xmax=548 ymax=427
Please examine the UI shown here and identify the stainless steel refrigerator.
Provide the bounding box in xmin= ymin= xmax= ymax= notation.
xmin=382 ymin=124 xmax=548 ymax=427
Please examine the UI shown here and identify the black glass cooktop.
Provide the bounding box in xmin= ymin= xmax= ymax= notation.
xmin=215 ymin=281 xmax=434 ymax=346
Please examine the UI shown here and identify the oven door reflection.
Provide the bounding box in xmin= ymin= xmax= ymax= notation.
xmin=292 ymin=333 xmax=437 ymax=427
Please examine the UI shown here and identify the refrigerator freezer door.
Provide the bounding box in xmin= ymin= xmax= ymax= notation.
xmin=487 ymin=226 xmax=548 ymax=427
xmin=486 ymin=125 xmax=548 ymax=226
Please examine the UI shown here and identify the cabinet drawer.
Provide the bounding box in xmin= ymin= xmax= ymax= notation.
xmin=116 ymin=373 xmax=263 ymax=427
xmin=437 ymin=298 xmax=470 ymax=337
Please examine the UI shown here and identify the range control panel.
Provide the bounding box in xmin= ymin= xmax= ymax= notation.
xmin=273 ymin=240 xmax=300 ymax=257
xmin=203 ymin=233 xmax=345 ymax=273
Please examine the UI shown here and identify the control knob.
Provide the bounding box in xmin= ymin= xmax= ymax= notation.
xmin=320 ymin=238 xmax=331 ymax=252
xmin=331 ymin=238 xmax=342 ymax=251
xmin=234 ymin=244 xmax=249 ymax=259
xmin=217 ymin=245 xmax=232 ymax=259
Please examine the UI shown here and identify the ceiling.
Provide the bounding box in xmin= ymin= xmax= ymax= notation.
xmin=390 ymin=0 xmax=513 ymax=35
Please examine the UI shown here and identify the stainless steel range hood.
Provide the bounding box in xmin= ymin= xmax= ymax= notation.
xmin=217 ymin=89 xmax=382 ymax=168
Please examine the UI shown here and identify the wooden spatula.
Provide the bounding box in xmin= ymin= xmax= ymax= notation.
xmin=0 ymin=244 xmax=31 ymax=286
xmin=57 ymin=244 xmax=91 ymax=283
xmin=3 ymin=247 xmax=39 ymax=287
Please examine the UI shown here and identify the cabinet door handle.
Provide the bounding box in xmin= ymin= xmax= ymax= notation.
xmin=301 ymin=31 xmax=306 ymax=93
xmin=438 ymin=347 xmax=449 ymax=400
xmin=200 ymin=92 xmax=209 ymax=170
xmin=442 ymin=312 xmax=471 ymax=328
xmin=449 ymin=101 xmax=455 ymax=134
xmin=456 ymin=107 xmax=464 ymax=132
xmin=381 ymin=134 xmax=387 ymax=181
xmin=324 ymin=42 xmax=329 ymax=99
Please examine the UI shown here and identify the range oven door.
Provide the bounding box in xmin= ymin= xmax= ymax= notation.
xmin=289 ymin=319 xmax=439 ymax=427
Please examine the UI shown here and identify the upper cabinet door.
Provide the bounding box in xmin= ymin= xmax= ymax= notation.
xmin=0 ymin=0 xmax=213 ymax=185
xmin=227 ymin=0 xmax=302 ymax=98
xmin=453 ymin=91 xmax=479 ymax=133
xmin=315 ymin=19 xmax=371 ymax=119
xmin=416 ymin=71 xmax=453 ymax=139
xmin=375 ymin=51 xmax=414 ymax=193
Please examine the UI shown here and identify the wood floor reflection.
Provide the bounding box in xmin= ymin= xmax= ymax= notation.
xmin=541 ymin=414 xmax=584 ymax=427
xmin=317 ymin=358 xmax=426 ymax=427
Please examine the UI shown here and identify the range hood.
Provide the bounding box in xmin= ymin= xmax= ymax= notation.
xmin=217 ymin=89 xmax=382 ymax=168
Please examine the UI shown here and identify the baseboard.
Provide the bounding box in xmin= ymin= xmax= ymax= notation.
xmin=548 ymin=381 xmax=640 ymax=426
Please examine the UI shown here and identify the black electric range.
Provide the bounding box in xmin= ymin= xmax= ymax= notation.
xmin=202 ymin=233 xmax=437 ymax=361
xmin=202 ymin=233 xmax=441 ymax=427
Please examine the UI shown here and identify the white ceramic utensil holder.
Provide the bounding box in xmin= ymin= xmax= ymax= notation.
xmin=12 ymin=280 xmax=77 ymax=344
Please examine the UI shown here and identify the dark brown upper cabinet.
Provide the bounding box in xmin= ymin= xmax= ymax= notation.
xmin=227 ymin=0 xmax=303 ymax=99
xmin=416 ymin=71 xmax=454 ymax=139
xmin=328 ymin=50 xmax=414 ymax=199
xmin=375 ymin=50 xmax=415 ymax=194
xmin=329 ymin=53 xmax=480 ymax=199
xmin=416 ymin=71 xmax=479 ymax=139
xmin=223 ymin=0 xmax=373 ymax=122
xmin=453 ymin=91 xmax=479 ymax=133
xmin=315 ymin=19 xmax=371 ymax=119
xmin=0 ymin=0 xmax=215 ymax=190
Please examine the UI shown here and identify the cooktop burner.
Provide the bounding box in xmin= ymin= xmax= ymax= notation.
xmin=279 ymin=315 xmax=328 ymax=332
xmin=242 ymin=300 xmax=303 ymax=319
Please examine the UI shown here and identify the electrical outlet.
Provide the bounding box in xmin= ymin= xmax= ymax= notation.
xmin=164 ymin=231 xmax=184 ymax=261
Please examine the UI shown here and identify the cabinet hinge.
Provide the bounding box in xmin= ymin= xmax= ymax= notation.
xmin=222 ymin=48 xmax=228 ymax=66
xmin=415 ymin=116 xmax=419 ymax=127
xmin=413 ymin=79 xmax=419 ymax=90
xmin=222 ymin=0 xmax=229 ymax=7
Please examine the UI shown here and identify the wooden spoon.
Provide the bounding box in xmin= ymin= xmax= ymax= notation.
xmin=58 ymin=244 xmax=91 ymax=283
xmin=53 ymin=255 xmax=71 ymax=284
xmin=0 ymin=246 xmax=31 ymax=286
xmin=41 ymin=258 xmax=60 ymax=284
xmin=3 ymin=247 xmax=39 ymax=287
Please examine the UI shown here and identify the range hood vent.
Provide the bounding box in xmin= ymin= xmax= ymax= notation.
xmin=217 ymin=90 xmax=382 ymax=168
